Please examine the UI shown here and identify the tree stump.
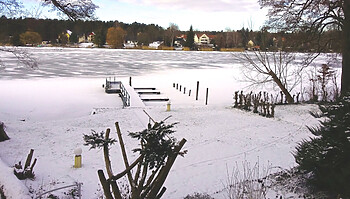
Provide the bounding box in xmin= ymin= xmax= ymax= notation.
xmin=0 ymin=122 xmax=9 ymax=141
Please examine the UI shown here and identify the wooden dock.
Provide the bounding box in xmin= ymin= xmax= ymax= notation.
xmin=105 ymin=78 xmax=130 ymax=107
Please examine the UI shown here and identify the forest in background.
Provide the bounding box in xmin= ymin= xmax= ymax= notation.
xmin=0 ymin=16 xmax=342 ymax=52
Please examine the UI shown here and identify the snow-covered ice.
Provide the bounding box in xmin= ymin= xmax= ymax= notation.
xmin=0 ymin=47 xmax=340 ymax=198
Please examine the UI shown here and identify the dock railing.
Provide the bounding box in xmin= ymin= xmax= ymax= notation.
xmin=120 ymin=82 xmax=130 ymax=107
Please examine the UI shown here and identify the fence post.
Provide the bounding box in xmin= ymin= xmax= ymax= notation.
xmin=78 ymin=183 xmax=82 ymax=199
xmin=196 ymin=81 xmax=199 ymax=100
xmin=205 ymin=88 xmax=209 ymax=105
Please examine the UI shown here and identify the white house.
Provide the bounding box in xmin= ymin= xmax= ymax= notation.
xmin=149 ymin=41 xmax=163 ymax=49
xmin=194 ymin=34 xmax=210 ymax=45
xmin=124 ymin=41 xmax=138 ymax=48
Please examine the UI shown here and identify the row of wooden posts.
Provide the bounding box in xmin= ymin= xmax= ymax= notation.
xmin=173 ymin=81 xmax=209 ymax=105
xmin=234 ymin=91 xmax=276 ymax=118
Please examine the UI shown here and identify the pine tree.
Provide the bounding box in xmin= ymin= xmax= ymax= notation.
xmin=185 ymin=25 xmax=195 ymax=50
xmin=93 ymin=28 xmax=106 ymax=47
xmin=294 ymin=93 xmax=350 ymax=197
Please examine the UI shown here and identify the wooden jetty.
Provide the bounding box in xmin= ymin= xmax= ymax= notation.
xmin=105 ymin=77 xmax=130 ymax=107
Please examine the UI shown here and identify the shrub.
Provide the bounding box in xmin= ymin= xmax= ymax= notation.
xmin=184 ymin=192 xmax=214 ymax=199
xmin=294 ymin=93 xmax=350 ymax=197
xmin=0 ymin=185 xmax=6 ymax=199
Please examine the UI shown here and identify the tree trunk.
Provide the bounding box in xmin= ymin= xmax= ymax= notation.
xmin=268 ymin=70 xmax=294 ymax=103
xmin=0 ymin=123 xmax=9 ymax=141
xmin=341 ymin=0 xmax=350 ymax=95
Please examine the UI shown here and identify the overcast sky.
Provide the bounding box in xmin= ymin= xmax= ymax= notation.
xmin=23 ymin=0 xmax=268 ymax=31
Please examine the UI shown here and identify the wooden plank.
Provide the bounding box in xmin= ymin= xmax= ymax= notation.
xmin=105 ymin=89 xmax=121 ymax=94
xmin=134 ymin=88 xmax=156 ymax=90
xmin=137 ymin=91 xmax=161 ymax=95
xmin=141 ymin=98 xmax=169 ymax=102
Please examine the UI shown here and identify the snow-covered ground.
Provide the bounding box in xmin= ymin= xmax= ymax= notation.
xmin=0 ymin=48 xmax=341 ymax=198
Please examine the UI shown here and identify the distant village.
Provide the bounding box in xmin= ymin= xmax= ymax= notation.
xmin=0 ymin=16 xmax=342 ymax=52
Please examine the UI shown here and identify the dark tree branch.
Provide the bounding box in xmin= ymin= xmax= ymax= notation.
xmin=43 ymin=0 xmax=98 ymax=21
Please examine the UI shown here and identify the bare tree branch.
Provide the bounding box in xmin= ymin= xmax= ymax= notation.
xmin=0 ymin=47 xmax=38 ymax=69
xmin=0 ymin=0 xmax=23 ymax=17
xmin=42 ymin=0 xmax=98 ymax=21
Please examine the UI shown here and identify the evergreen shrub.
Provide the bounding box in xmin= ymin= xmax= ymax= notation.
xmin=294 ymin=93 xmax=350 ymax=197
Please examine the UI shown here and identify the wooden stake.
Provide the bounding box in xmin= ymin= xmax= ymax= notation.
xmin=24 ymin=149 xmax=34 ymax=170
xmin=115 ymin=122 xmax=137 ymax=194
xmin=98 ymin=170 xmax=113 ymax=199
xmin=196 ymin=81 xmax=199 ymax=100
xmin=205 ymin=88 xmax=209 ymax=105
xmin=104 ymin=128 xmax=122 ymax=199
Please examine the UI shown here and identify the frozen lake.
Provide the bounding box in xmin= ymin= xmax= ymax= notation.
xmin=0 ymin=47 xmax=237 ymax=79
xmin=0 ymin=47 xmax=342 ymax=121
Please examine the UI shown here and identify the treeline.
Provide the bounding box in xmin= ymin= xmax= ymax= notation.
xmin=0 ymin=16 xmax=342 ymax=52
xmin=0 ymin=16 xmax=165 ymax=46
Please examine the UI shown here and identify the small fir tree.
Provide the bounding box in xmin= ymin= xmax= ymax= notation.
xmin=69 ymin=32 xmax=78 ymax=44
xmin=294 ymin=93 xmax=350 ymax=197
xmin=93 ymin=29 xmax=106 ymax=48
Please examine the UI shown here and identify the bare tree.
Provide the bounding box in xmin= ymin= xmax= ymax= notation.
xmin=237 ymin=51 xmax=311 ymax=103
xmin=259 ymin=0 xmax=349 ymax=95
xmin=165 ymin=23 xmax=179 ymax=47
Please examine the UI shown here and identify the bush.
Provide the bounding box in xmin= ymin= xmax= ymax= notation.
xmin=294 ymin=93 xmax=350 ymax=197
xmin=0 ymin=185 xmax=6 ymax=199
xmin=184 ymin=192 xmax=214 ymax=199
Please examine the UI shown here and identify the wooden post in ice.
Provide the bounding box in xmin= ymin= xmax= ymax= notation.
xmin=205 ymin=88 xmax=209 ymax=105
xmin=180 ymin=85 xmax=182 ymax=92
xmin=129 ymin=77 xmax=132 ymax=87
xmin=184 ymin=87 xmax=186 ymax=94
xmin=176 ymin=83 xmax=178 ymax=90
xmin=196 ymin=81 xmax=199 ymax=100
xmin=189 ymin=90 xmax=191 ymax=96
